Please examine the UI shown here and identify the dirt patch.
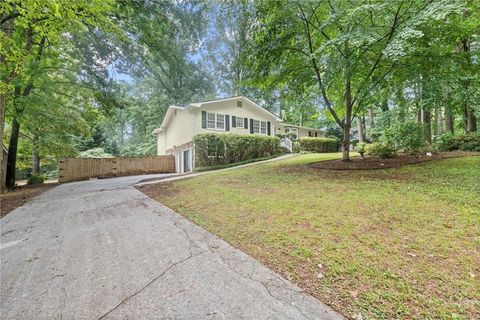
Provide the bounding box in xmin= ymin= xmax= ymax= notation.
xmin=310 ymin=151 xmax=479 ymax=170
xmin=137 ymin=182 xmax=180 ymax=199
xmin=1 ymin=183 xmax=57 ymax=218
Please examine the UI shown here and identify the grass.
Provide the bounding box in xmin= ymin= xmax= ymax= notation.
xmin=145 ymin=153 xmax=480 ymax=319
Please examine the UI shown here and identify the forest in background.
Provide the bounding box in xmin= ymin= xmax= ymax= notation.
xmin=1 ymin=0 xmax=479 ymax=189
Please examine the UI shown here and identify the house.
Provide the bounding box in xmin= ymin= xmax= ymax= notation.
xmin=153 ymin=96 xmax=323 ymax=173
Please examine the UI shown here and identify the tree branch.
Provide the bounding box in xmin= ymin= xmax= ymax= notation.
xmin=298 ymin=4 xmax=344 ymax=128
xmin=351 ymin=0 xmax=404 ymax=106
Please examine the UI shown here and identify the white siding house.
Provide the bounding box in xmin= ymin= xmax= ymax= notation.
xmin=153 ymin=96 xmax=323 ymax=173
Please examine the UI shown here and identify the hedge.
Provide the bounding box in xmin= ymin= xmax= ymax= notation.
xmin=297 ymin=137 xmax=339 ymax=153
xmin=435 ymin=133 xmax=480 ymax=152
xmin=194 ymin=133 xmax=281 ymax=166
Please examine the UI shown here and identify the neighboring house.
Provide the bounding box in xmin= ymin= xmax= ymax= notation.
xmin=153 ymin=96 xmax=323 ymax=173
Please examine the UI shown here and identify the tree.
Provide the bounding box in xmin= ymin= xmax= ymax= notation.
xmin=1 ymin=0 xmax=117 ymax=188
xmin=204 ymin=1 xmax=254 ymax=96
xmin=249 ymin=0 xmax=462 ymax=161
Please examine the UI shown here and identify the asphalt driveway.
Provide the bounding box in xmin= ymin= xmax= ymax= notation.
xmin=1 ymin=174 xmax=341 ymax=319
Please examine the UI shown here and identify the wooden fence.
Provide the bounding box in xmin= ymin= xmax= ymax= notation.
xmin=58 ymin=155 xmax=175 ymax=183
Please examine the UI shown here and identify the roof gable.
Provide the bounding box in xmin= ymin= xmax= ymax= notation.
xmin=189 ymin=96 xmax=281 ymax=122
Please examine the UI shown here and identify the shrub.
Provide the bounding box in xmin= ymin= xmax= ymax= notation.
xmin=27 ymin=173 xmax=46 ymax=185
xmin=355 ymin=142 xmax=367 ymax=159
xmin=435 ymin=133 xmax=480 ymax=152
xmin=292 ymin=141 xmax=301 ymax=153
xmin=297 ymin=137 xmax=339 ymax=153
xmin=78 ymin=147 xmax=113 ymax=158
xmin=46 ymin=170 xmax=58 ymax=179
xmin=383 ymin=121 xmax=425 ymax=153
xmin=365 ymin=142 xmax=397 ymax=158
xmin=194 ymin=133 xmax=281 ymax=166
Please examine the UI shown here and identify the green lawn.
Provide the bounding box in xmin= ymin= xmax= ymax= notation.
xmin=146 ymin=153 xmax=480 ymax=319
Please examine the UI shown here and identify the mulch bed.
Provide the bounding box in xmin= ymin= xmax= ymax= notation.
xmin=0 ymin=183 xmax=57 ymax=218
xmin=310 ymin=151 xmax=479 ymax=170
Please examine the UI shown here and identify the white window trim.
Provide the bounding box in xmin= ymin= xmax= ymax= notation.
xmin=206 ymin=112 xmax=226 ymax=131
xmin=253 ymin=120 xmax=260 ymax=134
xmin=260 ymin=121 xmax=267 ymax=134
xmin=235 ymin=116 xmax=244 ymax=128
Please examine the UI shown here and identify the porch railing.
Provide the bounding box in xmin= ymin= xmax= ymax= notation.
xmin=280 ymin=137 xmax=293 ymax=153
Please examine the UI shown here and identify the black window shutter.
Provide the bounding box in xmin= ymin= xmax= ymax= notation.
xmin=250 ymin=119 xmax=254 ymax=134
xmin=244 ymin=117 xmax=248 ymax=129
xmin=232 ymin=116 xmax=236 ymax=128
xmin=225 ymin=115 xmax=230 ymax=131
xmin=202 ymin=111 xmax=207 ymax=129
xmin=267 ymin=121 xmax=271 ymax=135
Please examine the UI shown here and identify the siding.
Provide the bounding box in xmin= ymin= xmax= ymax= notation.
xmin=277 ymin=124 xmax=323 ymax=138
xmin=164 ymin=109 xmax=195 ymax=152
xmin=194 ymin=99 xmax=278 ymax=136
xmin=157 ymin=131 xmax=166 ymax=155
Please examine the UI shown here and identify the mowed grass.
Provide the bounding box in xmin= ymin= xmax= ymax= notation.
xmin=149 ymin=153 xmax=480 ymax=319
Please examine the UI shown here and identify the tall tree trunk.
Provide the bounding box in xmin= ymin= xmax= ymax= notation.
xmin=367 ymin=109 xmax=374 ymax=129
xmin=342 ymin=79 xmax=353 ymax=161
xmin=0 ymin=16 xmax=14 ymax=192
xmin=467 ymin=108 xmax=477 ymax=132
xmin=32 ymin=151 xmax=40 ymax=174
xmin=0 ymin=94 xmax=6 ymax=192
xmin=445 ymin=107 xmax=454 ymax=134
xmin=342 ymin=122 xmax=351 ymax=161
xmin=416 ymin=109 xmax=422 ymax=123
xmin=436 ymin=107 xmax=443 ymax=135
xmin=458 ymin=38 xmax=476 ymax=133
xmin=463 ymin=103 xmax=469 ymax=134
xmin=356 ymin=117 xmax=364 ymax=143
xmin=5 ymin=118 xmax=20 ymax=188
xmin=32 ymin=137 xmax=40 ymax=174
xmin=423 ymin=107 xmax=432 ymax=145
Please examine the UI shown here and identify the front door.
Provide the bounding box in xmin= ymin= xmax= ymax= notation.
xmin=183 ymin=149 xmax=191 ymax=172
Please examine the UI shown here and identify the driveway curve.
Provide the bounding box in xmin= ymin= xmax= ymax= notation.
xmin=1 ymin=174 xmax=341 ymax=319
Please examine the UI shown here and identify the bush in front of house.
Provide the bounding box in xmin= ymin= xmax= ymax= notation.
xmin=435 ymin=133 xmax=480 ymax=152
xmin=194 ymin=133 xmax=281 ymax=167
xmin=27 ymin=173 xmax=46 ymax=185
xmin=296 ymin=137 xmax=339 ymax=153
xmin=365 ymin=142 xmax=397 ymax=158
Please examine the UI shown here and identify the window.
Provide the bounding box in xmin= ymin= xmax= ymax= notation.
xmin=260 ymin=121 xmax=267 ymax=134
xmin=206 ymin=112 xmax=225 ymax=130
xmin=216 ymin=113 xmax=225 ymax=130
xmin=285 ymin=128 xmax=289 ymax=133
xmin=235 ymin=116 xmax=244 ymax=128
xmin=253 ymin=120 xmax=260 ymax=133
xmin=207 ymin=113 xmax=216 ymax=129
